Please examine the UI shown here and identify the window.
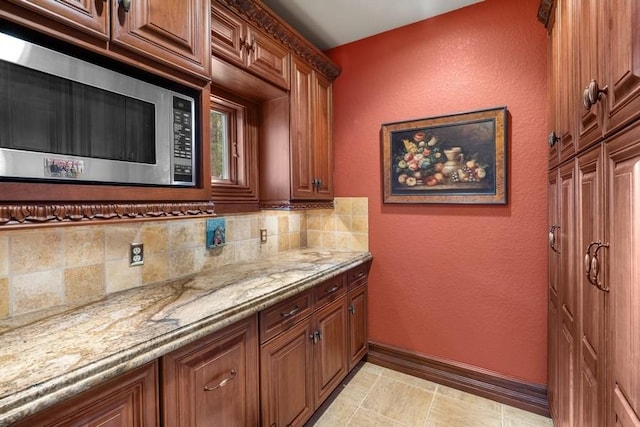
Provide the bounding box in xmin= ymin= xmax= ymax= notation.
xmin=210 ymin=87 xmax=259 ymax=212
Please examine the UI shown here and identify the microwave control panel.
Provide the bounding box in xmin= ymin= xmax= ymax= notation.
xmin=172 ymin=97 xmax=195 ymax=185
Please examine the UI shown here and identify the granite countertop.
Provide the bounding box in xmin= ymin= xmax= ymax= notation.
xmin=0 ymin=249 xmax=372 ymax=425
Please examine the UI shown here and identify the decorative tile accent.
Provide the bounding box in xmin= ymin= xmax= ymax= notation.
xmin=206 ymin=218 xmax=226 ymax=248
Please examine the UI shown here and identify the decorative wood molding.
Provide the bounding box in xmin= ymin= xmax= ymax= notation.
xmin=366 ymin=341 xmax=551 ymax=418
xmin=0 ymin=202 xmax=215 ymax=227
xmin=537 ymin=0 xmax=555 ymax=30
xmin=259 ymin=200 xmax=334 ymax=210
xmin=215 ymin=0 xmax=341 ymax=80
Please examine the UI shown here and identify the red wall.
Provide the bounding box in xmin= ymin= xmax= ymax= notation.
xmin=326 ymin=0 xmax=548 ymax=384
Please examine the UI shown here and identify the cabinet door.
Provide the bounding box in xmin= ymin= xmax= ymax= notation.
xmin=347 ymin=284 xmax=368 ymax=371
xmin=604 ymin=0 xmax=640 ymax=136
xmin=14 ymin=362 xmax=158 ymax=427
xmin=211 ymin=3 xmax=246 ymax=68
xmin=245 ymin=26 xmax=290 ymax=89
xmin=558 ymin=160 xmax=577 ymax=427
xmin=554 ymin=0 xmax=577 ymax=161
xmin=576 ymin=146 xmax=607 ymax=427
xmin=312 ymin=73 xmax=334 ymax=200
xmin=607 ymin=129 xmax=640 ymax=427
xmin=261 ymin=319 xmax=314 ymax=427
xmin=290 ymin=57 xmax=315 ymax=199
xmin=6 ymin=0 xmax=109 ymax=39
xmin=313 ymin=295 xmax=348 ymax=405
xmin=575 ymin=0 xmax=604 ymax=151
xmin=548 ymin=168 xmax=560 ymax=420
xmin=110 ymin=0 xmax=209 ymax=77
xmin=162 ymin=317 xmax=259 ymax=427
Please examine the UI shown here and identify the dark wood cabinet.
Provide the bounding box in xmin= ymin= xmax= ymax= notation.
xmin=290 ymin=57 xmax=334 ymax=202
xmin=259 ymin=269 xmax=368 ymax=426
xmin=347 ymin=284 xmax=368 ymax=371
xmin=547 ymin=1 xmax=640 ymax=425
xmin=13 ymin=361 xmax=159 ymax=427
xmin=162 ymin=316 xmax=259 ymax=427
xmin=212 ymin=3 xmax=290 ymax=90
xmin=3 ymin=0 xmax=210 ymax=79
xmin=260 ymin=317 xmax=316 ymax=427
xmin=313 ymin=296 xmax=348 ymax=405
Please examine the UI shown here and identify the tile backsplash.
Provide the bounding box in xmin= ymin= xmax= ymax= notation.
xmin=0 ymin=197 xmax=368 ymax=320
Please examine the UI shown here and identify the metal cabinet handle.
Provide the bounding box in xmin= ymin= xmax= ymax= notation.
xmin=584 ymin=79 xmax=608 ymax=110
xmin=280 ymin=305 xmax=300 ymax=318
xmin=584 ymin=241 xmax=609 ymax=292
xmin=348 ymin=304 xmax=356 ymax=314
xmin=549 ymin=226 xmax=560 ymax=253
xmin=548 ymin=132 xmax=559 ymax=148
xmin=118 ymin=0 xmax=131 ymax=12
xmin=309 ymin=331 xmax=321 ymax=344
xmin=204 ymin=369 xmax=237 ymax=391
xmin=325 ymin=285 xmax=339 ymax=294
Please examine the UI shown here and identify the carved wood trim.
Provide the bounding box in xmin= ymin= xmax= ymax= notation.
xmin=259 ymin=200 xmax=334 ymax=210
xmin=0 ymin=202 xmax=215 ymax=227
xmin=215 ymin=0 xmax=341 ymax=80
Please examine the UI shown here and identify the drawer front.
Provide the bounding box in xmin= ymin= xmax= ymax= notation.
xmin=347 ymin=262 xmax=370 ymax=288
xmin=314 ymin=274 xmax=346 ymax=308
xmin=260 ymin=290 xmax=313 ymax=344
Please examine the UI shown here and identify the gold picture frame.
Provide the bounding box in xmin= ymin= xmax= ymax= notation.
xmin=381 ymin=107 xmax=507 ymax=204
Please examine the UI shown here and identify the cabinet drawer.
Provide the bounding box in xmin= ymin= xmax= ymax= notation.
xmin=260 ymin=289 xmax=313 ymax=344
xmin=347 ymin=262 xmax=370 ymax=288
xmin=314 ymin=275 xmax=346 ymax=308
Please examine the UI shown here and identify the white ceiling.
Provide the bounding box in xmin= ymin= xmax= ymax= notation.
xmin=260 ymin=0 xmax=485 ymax=50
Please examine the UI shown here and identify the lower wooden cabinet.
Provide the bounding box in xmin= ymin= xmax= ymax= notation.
xmin=347 ymin=284 xmax=368 ymax=371
xmin=259 ymin=265 xmax=369 ymax=427
xmin=162 ymin=316 xmax=259 ymax=427
xmin=260 ymin=317 xmax=315 ymax=427
xmin=13 ymin=361 xmax=159 ymax=427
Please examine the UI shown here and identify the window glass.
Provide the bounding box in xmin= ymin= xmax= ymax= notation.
xmin=210 ymin=109 xmax=229 ymax=180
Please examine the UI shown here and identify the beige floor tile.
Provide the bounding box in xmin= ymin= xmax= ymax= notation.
xmin=347 ymin=407 xmax=405 ymax=427
xmin=359 ymin=362 xmax=384 ymax=375
xmin=361 ymin=376 xmax=434 ymax=425
xmin=502 ymin=405 xmax=554 ymax=427
xmin=436 ymin=384 xmax=502 ymax=412
xmin=307 ymin=395 xmax=359 ymax=427
xmin=381 ymin=367 xmax=439 ymax=392
xmin=426 ymin=394 xmax=502 ymax=427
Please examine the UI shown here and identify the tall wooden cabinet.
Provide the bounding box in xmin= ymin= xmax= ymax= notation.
xmin=546 ymin=0 xmax=640 ymax=425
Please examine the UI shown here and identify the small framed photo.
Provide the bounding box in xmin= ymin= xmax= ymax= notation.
xmin=381 ymin=107 xmax=507 ymax=204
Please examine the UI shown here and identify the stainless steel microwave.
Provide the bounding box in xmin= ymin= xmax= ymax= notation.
xmin=0 ymin=31 xmax=197 ymax=187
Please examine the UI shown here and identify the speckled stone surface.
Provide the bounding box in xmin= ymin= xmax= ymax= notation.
xmin=0 ymin=249 xmax=372 ymax=426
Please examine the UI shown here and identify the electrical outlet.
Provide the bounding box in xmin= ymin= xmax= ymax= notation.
xmin=260 ymin=228 xmax=268 ymax=243
xmin=130 ymin=243 xmax=144 ymax=266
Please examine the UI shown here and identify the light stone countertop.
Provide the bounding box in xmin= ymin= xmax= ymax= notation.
xmin=0 ymin=249 xmax=372 ymax=426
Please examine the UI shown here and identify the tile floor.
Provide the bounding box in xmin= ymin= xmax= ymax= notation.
xmin=306 ymin=362 xmax=554 ymax=427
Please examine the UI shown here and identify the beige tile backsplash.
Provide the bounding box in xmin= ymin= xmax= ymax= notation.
xmin=0 ymin=197 xmax=368 ymax=320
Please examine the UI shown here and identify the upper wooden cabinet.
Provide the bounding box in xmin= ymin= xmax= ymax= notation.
xmin=212 ymin=3 xmax=290 ymax=90
xmin=2 ymin=0 xmax=210 ymax=79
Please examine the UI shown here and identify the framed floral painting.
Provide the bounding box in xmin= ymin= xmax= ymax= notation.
xmin=381 ymin=107 xmax=507 ymax=204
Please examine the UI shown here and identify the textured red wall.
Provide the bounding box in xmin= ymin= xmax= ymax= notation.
xmin=326 ymin=0 xmax=548 ymax=384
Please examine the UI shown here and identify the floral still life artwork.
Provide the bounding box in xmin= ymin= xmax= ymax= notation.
xmin=206 ymin=218 xmax=226 ymax=248
xmin=381 ymin=107 xmax=507 ymax=204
